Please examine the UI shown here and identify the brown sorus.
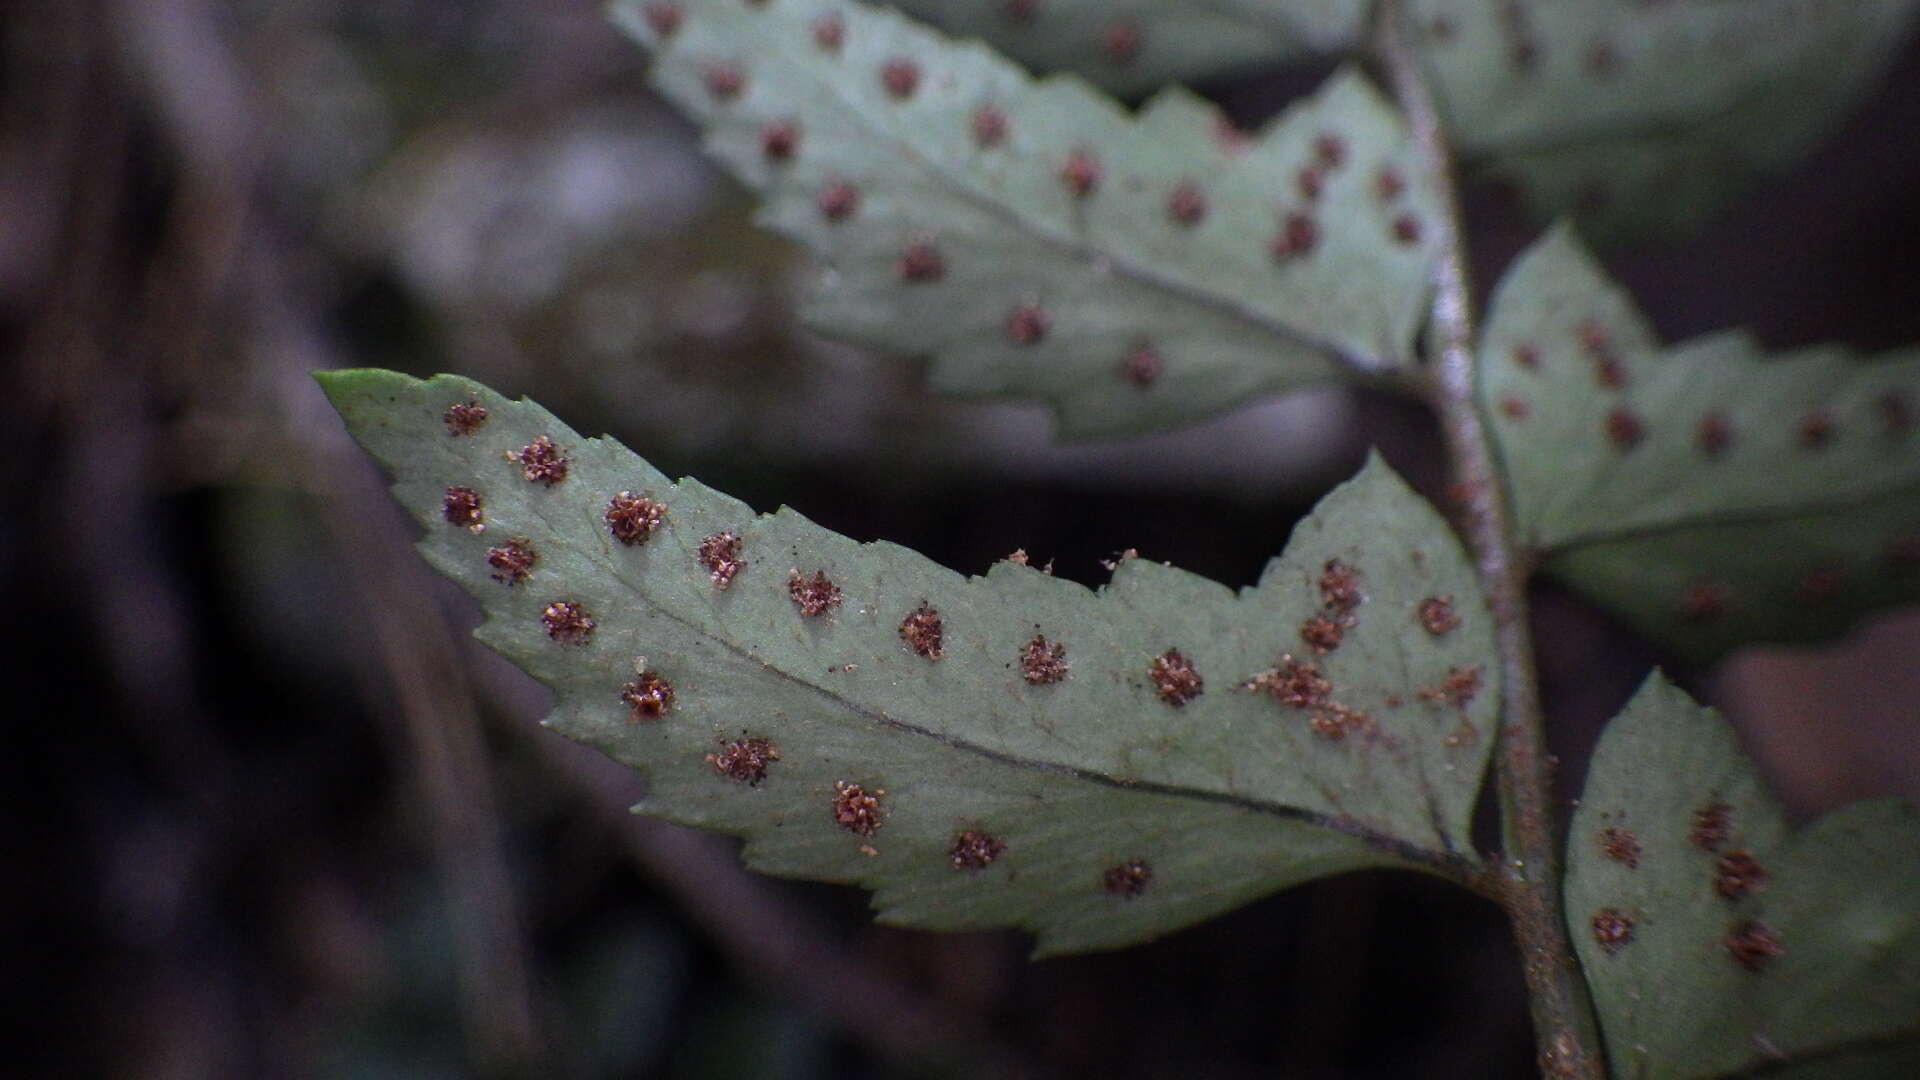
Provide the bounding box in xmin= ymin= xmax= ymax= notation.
xmin=1420 ymin=665 xmax=1483 ymax=708
xmin=541 ymin=601 xmax=595 ymax=645
xmin=1598 ymin=826 xmax=1641 ymax=869
xmin=605 ymin=491 xmax=667 ymax=545
xmin=810 ymin=12 xmax=844 ymax=51
xmin=487 ymin=538 xmax=537 ymax=585
xmin=1020 ymin=634 xmax=1069 ymax=684
xmin=760 ymin=120 xmax=800 ymax=161
xmin=1319 ymin=559 xmax=1362 ymax=613
xmin=1006 ymin=302 xmax=1050 ymax=345
xmin=1246 ymin=655 xmax=1330 ymax=709
xmin=817 ymin=180 xmax=860 ymax=221
xmin=787 ymin=569 xmax=843 ymax=617
xmin=703 ymin=63 xmax=745 ymax=101
xmin=971 ymin=105 xmax=1009 ymax=148
xmin=1606 ymin=407 xmax=1644 ymax=449
xmin=1166 ymin=181 xmax=1206 ymax=226
xmin=880 ymin=58 xmax=919 ymax=99
xmin=708 ymin=736 xmax=780 ymax=785
xmin=1121 ymin=341 xmax=1163 ymax=387
xmin=1148 ymin=648 xmax=1203 ymax=706
xmin=898 ymin=602 xmax=945 ymax=659
xmin=443 ymin=401 xmax=489 ymax=436
xmin=698 ymin=531 xmax=745 ymax=588
xmin=1594 ymin=352 xmax=1628 ymax=390
xmin=1374 ymin=166 xmax=1405 ymax=201
xmin=443 ymin=486 xmax=483 ymax=529
xmin=1308 ymin=703 xmax=1369 ymax=741
xmin=1272 ymin=213 xmax=1318 ymax=259
xmin=510 ymin=435 xmax=569 ymax=485
xmin=898 ymin=240 xmax=946 ymax=283
xmin=832 ymin=781 xmax=884 ymax=836
xmin=1102 ymin=859 xmax=1154 ymax=898
xmin=642 ymin=3 xmax=681 ymax=39
xmin=950 ymin=829 xmax=1006 ymax=871
xmin=1300 ymin=614 xmax=1345 ymax=654
xmin=1060 ymin=149 xmax=1100 ymax=197
xmin=1418 ymin=595 xmax=1460 ymax=635
xmin=1591 ymin=908 xmax=1635 ymax=956
xmin=1691 ymin=801 xmax=1733 ymax=852
xmin=1698 ymin=411 xmax=1733 ymax=456
xmin=1725 ymin=919 xmax=1783 ymax=971
xmin=621 ymin=672 xmax=675 ymax=721
xmin=1313 ymin=133 xmax=1346 ymax=168
xmin=1713 ymin=850 xmax=1770 ymax=901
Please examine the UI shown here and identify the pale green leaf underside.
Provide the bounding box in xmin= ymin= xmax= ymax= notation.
xmin=888 ymin=0 xmax=1368 ymax=95
xmin=890 ymin=1 xmax=1916 ymax=246
xmin=1567 ymin=676 xmax=1920 ymax=1079
xmin=1416 ymin=0 xmax=1916 ymax=243
xmin=611 ymin=0 xmax=1439 ymax=439
xmin=319 ymin=368 xmax=1494 ymax=954
xmin=1481 ymin=225 xmax=1920 ymax=660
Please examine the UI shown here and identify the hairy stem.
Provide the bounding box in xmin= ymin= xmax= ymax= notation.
xmin=1373 ymin=4 xmax=1604 ymax=1077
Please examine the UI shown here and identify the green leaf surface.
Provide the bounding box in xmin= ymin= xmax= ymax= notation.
xmin=320 ymin=368 xmax=1496 ymax=954
xmin=886 ymin=1 xmax=1368 ymax=95
xmin=610 ymin=0 xmax=1440 ymax=438
xmin=871 ymin=3 xmax=1916 ymax=245
xmin=1566 ymin=675 xmax=1920 ymax=1079
xmin=1481 ymin=225 xmax=1920 ymax=661
xmin=1416 ymin=0 xmax=1917 ymax=243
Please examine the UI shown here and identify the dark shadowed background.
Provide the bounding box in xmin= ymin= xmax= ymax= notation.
xmin=5 ymin=2 xmax=1918 ymax=1077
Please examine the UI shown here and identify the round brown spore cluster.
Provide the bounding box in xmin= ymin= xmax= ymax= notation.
xmin=621 ymin=672 xmax=675 ymax=721
xmin=1148 ymin=649 xmax=1203 ymax=706
xmin=707 ymin=736 xmax=780 ymax=785
xmin=541 ymin=601 xmax=595 ymax=644
xmin=832 ymin=781 xmax=884 ymax=837
xmin=487 ymin=538 xmax=538 ymax=585
xmin=949 ymin=829 xmax=1006 ymax=871
xmin=605 ymin=492 xmax=667 ymax=545
xmin=443 ymin=486 xmax=483 ymax=529
xmin=511 ymin=435 xmax=569 ymax=485
xmin=787 ymin=569 xmax=842 ymax=616
xmin=1020 ymin=635 xmax=1069 ymax=684
xmin=898 ymin=602 xmax=944 ymax=659
xmin=698 ymin=532 xmax=745 ymax=588
xmin=1102 ymin=859 xmax=1154 ymax=899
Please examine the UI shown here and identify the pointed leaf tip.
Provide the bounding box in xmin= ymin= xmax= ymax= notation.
xmin=1569 ymin=674 xmax=1920 ymax=1077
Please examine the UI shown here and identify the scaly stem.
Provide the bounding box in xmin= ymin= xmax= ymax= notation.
xmin=1373 ymin=4 xmax=1604 ymax=1077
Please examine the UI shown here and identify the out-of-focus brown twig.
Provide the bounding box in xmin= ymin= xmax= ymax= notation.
xmin=473 ymin=651 xmax=1047 ymax=1077
xmin=105 ymin=0 xmax=554 ymax=1069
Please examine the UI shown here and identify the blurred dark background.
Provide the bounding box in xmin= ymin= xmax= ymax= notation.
xmin=5 ymin=2 xmax=1918 ymax=1077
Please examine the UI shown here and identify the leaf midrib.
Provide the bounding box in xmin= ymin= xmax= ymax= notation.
xmin=1709 ymin=1022 xmax=1920 ymax=1078
xmin=1540 ymin=475 xmax=1920 ymax=558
